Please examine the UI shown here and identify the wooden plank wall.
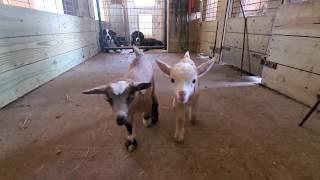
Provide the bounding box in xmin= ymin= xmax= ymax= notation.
xmin=1 ymin=0 xmax=64 ymax=14
xmin=188 ymin=20 xmax=218 ymax=56
xmin=261 ymin=2 xmax=320 ymax=107
xmin=222 ymin=16 xmax=274 ymax=75
xmin=0 ymin=5 xmax=100 ymax=108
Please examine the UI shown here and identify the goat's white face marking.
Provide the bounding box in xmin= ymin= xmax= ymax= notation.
xmin=170 ymin=62 xmax=197 ymax=103
xmin=110 ymin=81 xmax=129 ymax=95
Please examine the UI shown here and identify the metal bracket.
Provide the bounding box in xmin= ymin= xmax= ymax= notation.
xmin=252 ymin=53 xmax=265 ymax=59
xmin=221 ymin=47 xmax=231 ymax=51
xmin=261 ymin=58 xmax=278 ymax=69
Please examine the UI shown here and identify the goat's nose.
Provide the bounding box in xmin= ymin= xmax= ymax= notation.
xmin=179 ymin=91 xmax=186 ymax=98
xmin=178 ymin=91 xmax=186 ymax=102
xmin=116 ymin=115 xmax=127 ymax=126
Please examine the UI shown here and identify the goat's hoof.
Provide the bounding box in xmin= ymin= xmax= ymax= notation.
xmin=152 ymin=115 xmax=159 ymax=125
xmin=142 ymin=117 xmax=152 ymax=127
xmin=174 ymin=134 xmax=184 ymax=143
xmin=191 ymin=119 xmax=196 ymax=126
xmin=126 ymin=139 xmax=137 ymax=152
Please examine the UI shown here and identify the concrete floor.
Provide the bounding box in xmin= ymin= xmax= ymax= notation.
xmin=0 ymin=51 xmax=320 ymax=180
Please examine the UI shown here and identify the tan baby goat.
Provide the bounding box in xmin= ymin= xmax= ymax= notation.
xmin=83 ymin=46 xmax=158 ymax=152
xmin=156 ymin=52 xmax=215 ymax=142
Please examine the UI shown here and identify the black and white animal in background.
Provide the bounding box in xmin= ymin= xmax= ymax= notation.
xmin=131 ymin=31 xmax=145 ymax=46
xmin=103 ymin=29 xmax=121 ymax=48
xmin=141 ymin=38 xmax=164 ymax=51
xmin=142 ymin=38 xmax=164 ymax=46
xmin=83 ymin=47 xmax=159 ymax=152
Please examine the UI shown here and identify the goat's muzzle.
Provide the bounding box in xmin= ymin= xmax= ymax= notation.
xmin=178 ymin=91 xmax=186 ymax=103
xmin=116 ymin=115 xmax=127 ymax=126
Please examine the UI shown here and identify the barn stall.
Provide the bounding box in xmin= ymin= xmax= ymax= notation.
xmin=0 ymin=0 xmax=320 ymax=179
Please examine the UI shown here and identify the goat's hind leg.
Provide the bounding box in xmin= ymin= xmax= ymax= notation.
xmin=143 ymin=84 xmax=159 ymax=127
xmin=151 ymin=90 xmax=159 ymax=124
xmin=142 ymin=98 xmax=153 ymax=127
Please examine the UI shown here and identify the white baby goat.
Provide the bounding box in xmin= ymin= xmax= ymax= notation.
xmin=156 ymin=52 xmax=214 ymax=142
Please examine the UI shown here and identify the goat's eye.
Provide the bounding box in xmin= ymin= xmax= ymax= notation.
xmin=127 ymin=94 xmax=135 ymax=103
xmin=192 ymin=79 xmax=196 ymax=84
xmin=171 ymin=78 xmax=175 ymax=83
xmin=105 ymin=97 xmax=113 ymax=105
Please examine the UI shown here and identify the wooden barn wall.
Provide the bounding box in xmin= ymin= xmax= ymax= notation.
xmin=189 ymin=20 xmax=218 ymax=56
xmin=222 ymin=16 xmax=275 ymax=76
xmin=0 ymin=5 xmax=101 ymax=108
xmin=168 ymin=0 xmax=224 ymax=54
xmin=261 ymin=1 xmax=320 ymax=107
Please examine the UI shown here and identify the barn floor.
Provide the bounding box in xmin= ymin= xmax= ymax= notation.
xmin=0 ymin=51 xmax=320 ymax=180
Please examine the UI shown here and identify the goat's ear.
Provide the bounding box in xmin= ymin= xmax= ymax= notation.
xmin=197 ymin=59 xmax=215 ymax=78
xmin=132 ymin=82 xmax=152 ymax=91
xmin=184 ymin=51 xmax=190 ymax=58
xmin=155 ymin=60 xmax=171 ymax=76
xmin=82 ymin=85 xmax=110 ymax=94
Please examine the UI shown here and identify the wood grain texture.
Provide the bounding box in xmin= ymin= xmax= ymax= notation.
xmin=222 ymin=16 xmax=274 ymax=75
xmin=224 ymin=32 xmax=271 ymax=54
xmin=200 ymin=21 xmax=218 ymax=32
xmin=267 ymin=35 xmax=320 ymax=75
xmin=273 ymin=2 xmax=320 ymax=37
xmin=0 ymin=5 xmax=99 ymax=108
xmin=226 ymin=16 xmax=274 ymax=35
xmin=188 ymin=20 xmax=218 ymax=55
xmin=0 ymin=32 xmax=97 ymax=73
xmin=262 ymin=65 xmax=320 ymax=107
xmin=188 ymin=21 xmax=200 ymax=52
xmin=0 ymin=44 xmax=98 ymax=108
xmin=0 ymin=5 xmax=95 ymax=38
xmin=222 ymin=46 xmax=263 ymax=75
xmin=261 ymin=2 xmax=320 ymax=106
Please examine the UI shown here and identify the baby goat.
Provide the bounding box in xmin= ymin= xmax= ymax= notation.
xmin=83 ymin=47 xmax=158 ymax=152
xmin=156 ymin=52 xmax=214 ymax=142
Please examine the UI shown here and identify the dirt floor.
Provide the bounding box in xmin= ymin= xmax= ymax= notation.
xmin=0 ymin=51 xmax=320 ymax=180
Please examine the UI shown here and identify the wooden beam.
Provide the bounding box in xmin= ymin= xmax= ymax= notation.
xmin=273 ymin=2 xmax=320 ymax=37
xmin=268 ymin=35 xmax=320 ymax=75
xmin=225 ymin=16 xmax=274 ymax=35
xmin=224 ymin=32 xmax=270 ymax=54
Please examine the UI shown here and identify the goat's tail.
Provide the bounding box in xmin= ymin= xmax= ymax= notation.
xmin=133 ymin=46 xmax=143 ymax=56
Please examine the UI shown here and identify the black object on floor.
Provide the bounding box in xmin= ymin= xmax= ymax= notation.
xmin=299 ymin=94 xmax=320 ymax=127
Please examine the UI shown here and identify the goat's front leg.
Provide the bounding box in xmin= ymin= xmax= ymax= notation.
xmin=189 ymin=94 xmax=199 ymax=125
xmin=125 ymin=115 xmax=137 ymax=152
xmin=174 ymin=103 xmax=186 ymax=142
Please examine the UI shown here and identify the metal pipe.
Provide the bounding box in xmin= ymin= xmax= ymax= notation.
xmin=95 ymin=0 xmax=104 ymax=50
xmin=164 ymin=0 xmax=168 ymax=49
xmin=239 ymin=0 xmax=247 ymax=76
xmin=299 ymin=95 xmax=320 ymax=127
xmin=218 ymin=0 xmax=230 ymax=63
